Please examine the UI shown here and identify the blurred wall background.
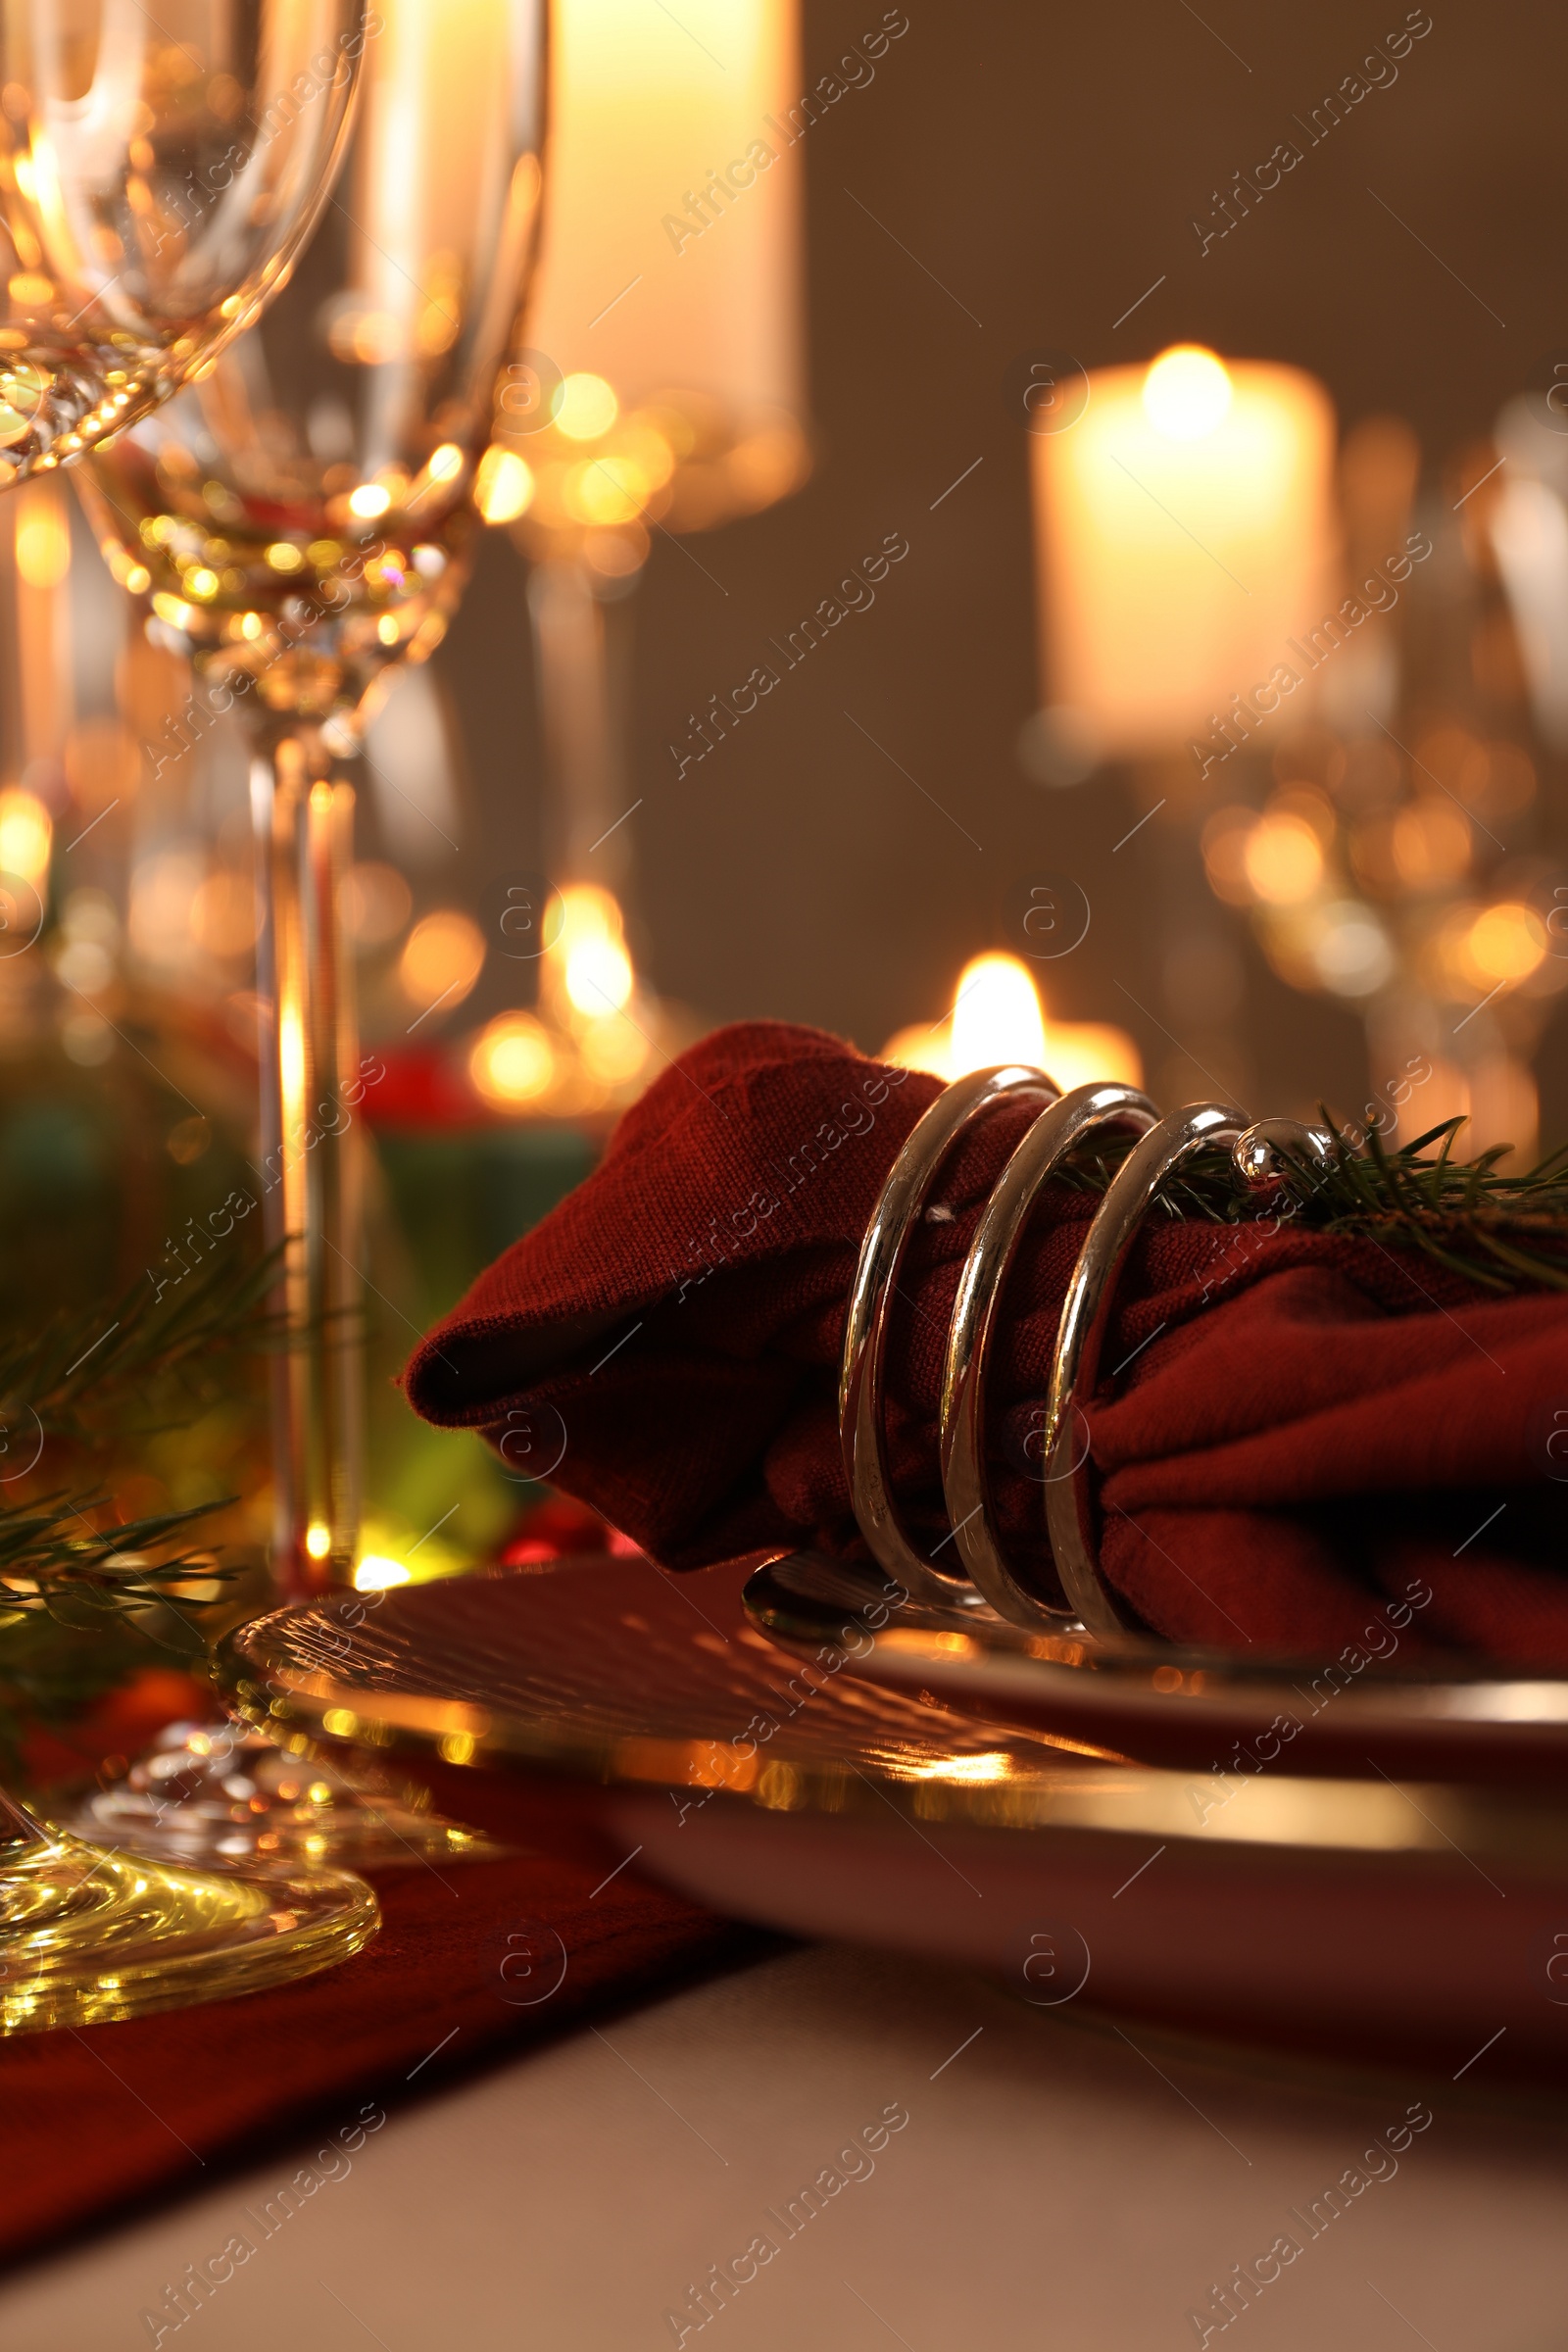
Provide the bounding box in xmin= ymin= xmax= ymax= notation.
xmin=435 ymin=0 xmax=1568 ymax=1135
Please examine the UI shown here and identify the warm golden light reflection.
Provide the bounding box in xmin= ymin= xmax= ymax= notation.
xmin=14 ymin=486 xmax=70 ymax=589
xmin=305 ymin=1523 xmax=333 ymax=1563
xmin=0 ymin=791 xmax=51 ymax=887
xmin=279 ymin=1003 xmax=308 ymax=1114
xmin=466 ymin=886 xmax=670 ymax=1118
xmin=882 ymin=954 xmax=1142 ymax=1091
xmin=552 ymin=885 xmax=635 ymax=1019
xmin=898 ymin=1752 xmax=1016 ymax=1785
xmin=564 ymin=931 xmax=634 ymax=1018
xmin=353 ymin=1555 xmax=411 ymax=1592
xmin=474 ymin=446 xmax=535 ymax=522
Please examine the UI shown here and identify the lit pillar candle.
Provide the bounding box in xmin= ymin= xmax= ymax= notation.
xmin=483 ymin=0 xmax=808 ymax=550
xmin=1032 ymin=346 xmax=1336 ymax=760
xmin=529 ymin=0 xmax=803 ymax=431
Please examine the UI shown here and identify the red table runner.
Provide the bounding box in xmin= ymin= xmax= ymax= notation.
xmin=0 ymin=1848 xmax=756 ymax=2273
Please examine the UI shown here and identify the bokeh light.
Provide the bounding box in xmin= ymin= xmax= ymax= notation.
xmin=398 ymin=909 xmax=487 ymax=1012
xmin=474 ymin=446 xmax=534 ymax=522
xmin=340 ymin=861 xmax=413 ymax=948
xmin=1242 ymin=812 xmax=1324 ymax=906
xmin=469 ymin=1011 xmax=557 ymax=1107
xmin=0 ymin=789 xmax=51 ymax=886
xmin=1465 ymin=901 xmax=1546 ymax=987
xmin=554 ymin=372 xmax=619 ymax=442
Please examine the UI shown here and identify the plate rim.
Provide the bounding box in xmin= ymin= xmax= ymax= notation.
xmin=742 ymin=1551 xmax=1568 ymax=1736
xmin=217 ymin=1564 xmax=1568 ymax=1878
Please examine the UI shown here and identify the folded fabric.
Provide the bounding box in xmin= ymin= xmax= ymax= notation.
xmin=404 ymin=1023 xmax=1568 ymax=1660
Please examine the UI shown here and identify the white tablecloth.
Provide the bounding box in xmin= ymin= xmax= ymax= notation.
xmin=1 ymin=1941 xmax=1561 ymax=2349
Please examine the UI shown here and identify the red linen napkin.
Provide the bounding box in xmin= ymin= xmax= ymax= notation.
xmin=403 ymin=1023 xmax=1568 ymax=1660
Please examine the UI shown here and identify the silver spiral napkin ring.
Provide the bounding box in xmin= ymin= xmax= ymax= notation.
xmin=841 ymin=1066 xmax=1333 ymax=1641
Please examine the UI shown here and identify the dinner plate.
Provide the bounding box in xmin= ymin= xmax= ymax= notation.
xmin=220 ymin=1554 xmax=1568 ymax=2086
xmin=743 ymin=1550 xmax=1568 ymax=1787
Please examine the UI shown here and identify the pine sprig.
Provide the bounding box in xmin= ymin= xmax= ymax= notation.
xmin=0 ymin=1493 xmax=236 ymax=1636
xmin=0 ymin=1246 xmax=284 ymax=1714
xmin=0 ymin=1246 xmax=288 ymax=1448
xmin=1057 ymin=1116 xmax=1568 ymax=1294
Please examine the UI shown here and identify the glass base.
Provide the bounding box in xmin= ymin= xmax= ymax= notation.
xmin=69 ymin=1721 xmax=495 ymax=1871
xmin=0 ymin=1824 xmax=378 ymax=2033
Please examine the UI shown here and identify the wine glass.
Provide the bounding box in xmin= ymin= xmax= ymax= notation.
xmin=68 ymin=0 xmax=547 ymax=1870
xmin=0 ymin=2 xmax=384 ymax=2030
xmin=0 ymin=0 xmax=366 ymax=482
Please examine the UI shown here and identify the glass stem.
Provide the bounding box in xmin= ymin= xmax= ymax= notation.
xmin=250 ymin=725 xmax=363 ymax=1601
xmin=527 ymin=555 xmax=638 ymax=887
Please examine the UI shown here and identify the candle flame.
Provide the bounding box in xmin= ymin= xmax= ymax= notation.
xmin=950 ymin=953 xmax=1047 ymax=1074
xmin=881 ymin=953 xmax=1143 ymax=1093
xmin=552 ymin=884 xmax=634 ymax=1018
xmin=1142 ymin=344 xmax=1232 ymax=442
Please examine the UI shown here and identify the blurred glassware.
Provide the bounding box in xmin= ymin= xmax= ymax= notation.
xmin=1191 ymin=400 xmax=1568 ymax=1163
xmin=475 ymin=0 xmax=808 ymax=908
xmin=77 ymin=0 xmax=548 ymax=1595
xmin=0 ymin=0 xmax=366 ymax=482
xmin=0 ymin=0 xmax=391 ymax=2033
xmin=85 ymin=1717 xmax=492 ymax=1869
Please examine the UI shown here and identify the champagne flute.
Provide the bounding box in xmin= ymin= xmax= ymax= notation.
xmin=69 ymin=0 xmax=547 ymax=1869
xmin=0 ymin=2 xmax=384 ymax=2031
xmin=0 ymin=0 xmax=367 ymax=480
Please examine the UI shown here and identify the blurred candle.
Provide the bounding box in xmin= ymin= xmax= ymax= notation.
xmin=1032 ymin=346 xmax=1336 ymax=758
xmin=882 ymin=954 xmax=1142 ymax=1091
xmin=500 ymin=0 xmax=808 ymax=547
xmin=531 ymin=0 xmax=801 ymax=422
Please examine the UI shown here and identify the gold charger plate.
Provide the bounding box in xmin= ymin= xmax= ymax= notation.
xmin=220 ymin=1554 xmax=1568 ymax=2087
